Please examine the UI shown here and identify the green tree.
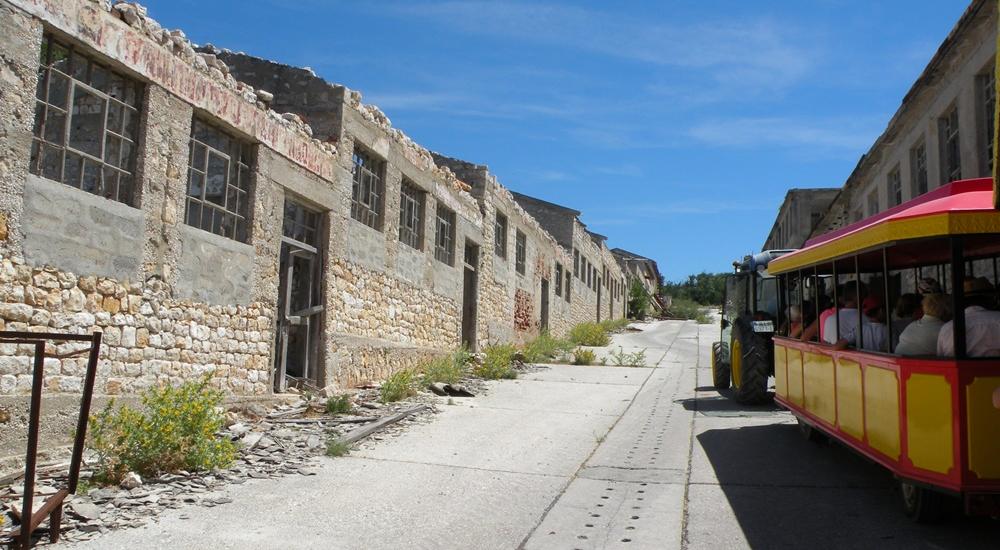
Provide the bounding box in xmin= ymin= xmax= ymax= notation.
xmin=660 ymin=272 xmax=728 ymax=306
xmin=628 ymin=279 xmax=650 ymax=319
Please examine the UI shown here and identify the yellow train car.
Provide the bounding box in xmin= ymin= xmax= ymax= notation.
xmin=768 ymin=178 xmax=1000 ymax=522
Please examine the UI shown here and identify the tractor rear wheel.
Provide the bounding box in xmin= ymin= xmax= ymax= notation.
xmin=732 ymin=321 xmax=771 ymax=405
xmin=711 ymin=342 xmax=730 ymax=390
xmin=900 ymin=480 xmax=948 ymax=523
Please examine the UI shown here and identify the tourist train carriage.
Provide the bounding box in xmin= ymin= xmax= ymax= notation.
xmin=766 ymin=178 xmax=1000 ymax=521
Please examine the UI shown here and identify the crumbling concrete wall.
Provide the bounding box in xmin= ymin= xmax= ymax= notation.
xmin=0 ymin=0 xmax=350 ymax=402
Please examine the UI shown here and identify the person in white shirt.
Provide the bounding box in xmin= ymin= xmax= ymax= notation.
xmin=937 ymin=277 xmax=1000 ymax=357
xmin=835 ymin=294 xmax=888 ymax=352
xmin=896 ymin=293 xmax=950 ymax=356
xmin=822 ymin=281 xmax=865 ymax=344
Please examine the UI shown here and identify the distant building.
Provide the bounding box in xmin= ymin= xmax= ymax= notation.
xmin=761 ymin=188 xmax=839 ymax=250
xmin=610 ymin=248 xmax=664 ymax=314
xmin=809 ymin=0 xmax=996 ymax=238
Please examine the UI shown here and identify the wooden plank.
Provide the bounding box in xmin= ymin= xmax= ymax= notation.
xmin=336 ymin=405 xmax=427 ymax=446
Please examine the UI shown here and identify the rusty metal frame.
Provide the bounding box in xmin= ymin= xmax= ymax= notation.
xmin=0 ymin=331 xmax=102 ymax=549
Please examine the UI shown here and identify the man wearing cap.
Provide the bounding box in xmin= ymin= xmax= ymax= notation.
xmin=834 ymin=294 xmax=888 ymax=352
xmin=937 ymin=277 xmax=1000 ymax=357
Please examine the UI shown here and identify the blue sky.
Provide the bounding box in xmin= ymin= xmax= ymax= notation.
xmin=142 ymin=0 xmax=969 ymax=281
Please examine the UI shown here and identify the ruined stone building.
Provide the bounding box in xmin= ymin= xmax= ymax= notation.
xmin=760 ymin=188 xmax=839 ymax=250
xmin=0 ymin=0 xmax=633 ymax=414
xmin=806 ymin=0 xmax=996 ymax=238
xmin=609 ymin=249 xmax=664 ymax=314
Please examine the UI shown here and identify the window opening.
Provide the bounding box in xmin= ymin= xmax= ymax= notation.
xmin=30 ymin=34 xmax=142 ymax=204
xmin=186 ymin=118 xmax=253 ymax=242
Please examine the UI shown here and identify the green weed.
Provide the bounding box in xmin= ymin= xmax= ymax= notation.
xmin=325 ymin=394 xmax=353 ymax=414
xmin=522 ymin=331 xmax=574 ymax=364
xmin=88 ymin=375 xmax=236 ymax=484
xmin=573 ymin=348 xmax=597 ymax=365
xmin=326 ymin=439 xmax=351 ymax=457
xmin=569 ymin=322 xmax=611 ymax=347
xmin=608 ymin=347 xmax=647 ymax=367
xmin=380 ymin=369 xmax=418 ymax=403
xmin=474 ymin=344 xmax=519 ymax=380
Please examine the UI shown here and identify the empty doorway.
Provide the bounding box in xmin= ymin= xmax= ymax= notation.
xmin=274 ymin=198 xmax=325 ymax=393
xmin=462 ymin=240 xmax=480 ymax=350
xmin=540 ymin=278 xmax=550 ymax=332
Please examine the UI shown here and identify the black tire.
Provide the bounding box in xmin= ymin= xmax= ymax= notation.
xmin=796 ymin=416 xmax=827 ymax=444
xmin=732 ymin=318 xmax=772 ymax=405
xmin=900 ymin=480 xmax=948 ymax=523
xmin=712 ymin=342 xmax=731 ymax=390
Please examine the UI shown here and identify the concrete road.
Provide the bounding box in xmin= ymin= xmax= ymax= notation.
xmin=66 ymin=320 xmax=999 ymax=549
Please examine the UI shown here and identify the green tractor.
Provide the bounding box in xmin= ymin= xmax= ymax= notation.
xmin=711 ymin=250 xmax=792 ymax=404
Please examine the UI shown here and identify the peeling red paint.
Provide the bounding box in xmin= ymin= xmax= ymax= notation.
xmin=13 ymin=0 xmax=336 ymax=181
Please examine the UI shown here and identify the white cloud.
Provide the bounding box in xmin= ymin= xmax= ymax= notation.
xmin=688 ymin=116 xmax=881 ymax=151
xmin=378 ymin=2 xmax=812 ymax=92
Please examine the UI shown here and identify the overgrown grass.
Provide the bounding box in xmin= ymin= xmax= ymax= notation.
xmin=380 ymin=369 xmax=418 ymax=403
xmin=608 ymin=347 xmax=647 ymax=367
xmin=569 ymin=322 xmax=612 ymax=347
xmin=325 ymin=394 xmax=352 ymax=414
xmin=88 ymin=375 xmax=236 ymax=484
xmin=669 ymin=297 xmax=712 ymax=324
xmin=420 ymin=348 xmax=471 ymax=386
xmin=599 ymin=318 xmax=630 ymax=333
xmin=474 ymin=344 xmax=518 ymax=380
xmin=326 ymin=439 xmax=351 ymax=457
xmin=573 ymin=348 xmax=597 ymax=365
xmin=521 ymin=331 xmax=574 ymax=364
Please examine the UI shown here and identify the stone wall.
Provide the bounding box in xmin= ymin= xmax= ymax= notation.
xmin=0 ymin=0 xmax=648 ymax=411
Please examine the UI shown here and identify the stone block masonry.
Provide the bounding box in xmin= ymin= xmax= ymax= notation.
xmin=0 ymin=0 xmax=641 ymax=423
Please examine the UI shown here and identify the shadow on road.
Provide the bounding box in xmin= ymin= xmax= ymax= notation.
xmin=676 ymin=392 xmax=783 ymax=416
xmin=695 ymin=423 xmax=1000 ymax=549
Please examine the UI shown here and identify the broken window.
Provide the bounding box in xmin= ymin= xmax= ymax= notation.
xmin=565 ymin=270 xmax=571 ymax=303
xmin=888 ymin=165 xmax=902 ymax=206
xmin=398 ymin=179 xmax=424 ymax=250
xmin=435 ymin=205 xmax=456 ymax=266
xmin=866 ymin=190 xmax=879 ymax=217
xmin=351 ymin=147 xmax=384 ymax=230
xmin=515 ymin=230 xmax=527 ymax=275
xmin=573 ymin=249 xmax=580 ymax=278
xmin=186 ymin=118 xmax=253 ymax=242
xmin=555 ymin=263 xmax=563 ymax=296
xmin=978 ymin=70 xmax=995 ymax=175
xmin=910 ymin=141 xmax=928 ymax=196
xmin=495 ymin=212 xmax=508 ymax=258
xmin=939 ymin=105 xmax=961 ymax=183
xmin=30 ymin=34 xmax=142 ymax=205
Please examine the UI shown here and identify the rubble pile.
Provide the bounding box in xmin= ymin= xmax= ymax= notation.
xmin=105 ymin=1 xmax=336 ymax=155
xmin=0 ymin=392 xmax=439 ymax=545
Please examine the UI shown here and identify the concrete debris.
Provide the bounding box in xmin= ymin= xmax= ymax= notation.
xmin=104 ymin=1 xmax=334 ymax=153
xmin=0 ymin=388 xmax=449 ymax=546
xmin=120 ymin=472 xmax=142 ymax=489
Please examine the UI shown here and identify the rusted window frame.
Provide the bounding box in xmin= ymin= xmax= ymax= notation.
xmin=435 ymin=205 xmax=456 ymax=266
xmin=398 ymin=179 xmax=424 ymax=250
xmin=30 ymin=34 xmax=142 ymax=205
xmin=351 ymin=147 xmax=385 ymax=230
xmin=185 ymin=118 xmax=254 ymax=242
xmin=515 ymin=230 xmax=527 ymax=275
xmin=494 ymin=212 xmax=508 ymax=258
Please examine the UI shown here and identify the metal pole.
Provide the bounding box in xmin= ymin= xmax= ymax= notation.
xmin=855 ymin=255 xmax=863 ymax=350
xmin=832 ymin=261 xmax=840 ymax=344
xmin=20 ymin=341 xmax=46 ymax=550
xmin=69 ymin=332 xmax=102 ymax=493
xmin=951 ymin=237 xmax=967 ymax=359
xmin=883 ymin=248 xmax=892 ymax=353
xmin=798 ymin=270 xmax=805 ymax=339
xmin=814 ymin=266 xmax=821 ymax=337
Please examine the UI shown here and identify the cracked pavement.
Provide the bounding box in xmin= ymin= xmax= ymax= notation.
xmin=66 ymin=320 xmax=999 ymax=549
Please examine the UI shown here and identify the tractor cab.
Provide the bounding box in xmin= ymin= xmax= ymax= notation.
xmin=712 ymin=250 xmax=793 ymax=404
